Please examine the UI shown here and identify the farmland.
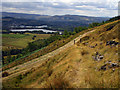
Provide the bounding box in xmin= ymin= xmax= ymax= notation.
xmin=2 ymin=33 xmax=51 ymax=51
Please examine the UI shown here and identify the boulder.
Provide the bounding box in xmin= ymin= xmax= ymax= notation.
xmin=99 ymin=55 xmax=103 ymax=60
xmin=106 ymin=40 xmax=119 ymax=46
xmin=100 ymin=64 xmax=106 ymax=70
xmin=92 ymin=52 xmax=104 ymax=61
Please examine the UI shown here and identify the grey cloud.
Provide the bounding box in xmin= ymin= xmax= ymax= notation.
xmin=71 ymin=2 xmax=118 ymax=10
xmin=1 ymin=1 xmax=118 ymax=17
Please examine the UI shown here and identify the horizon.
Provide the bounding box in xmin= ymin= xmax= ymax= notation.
xmin=1 ymin=1 xmax=119 ymax=17
xmin=2 ymin=11 xmax=112 ymax=18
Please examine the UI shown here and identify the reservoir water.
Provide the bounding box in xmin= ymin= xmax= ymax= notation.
xmin=10 ymin=29 xmax=57 ymax=33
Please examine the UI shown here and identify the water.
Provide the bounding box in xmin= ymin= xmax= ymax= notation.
xmin=10 ymin=29 xmax=57 ymax=33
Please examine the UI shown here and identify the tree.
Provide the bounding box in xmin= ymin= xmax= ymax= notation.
xmin=27 ymin=42 xmax=38 ymax=52
xmin=64 ymin=30 xmax=69 ymax=35
xmin=11 ymin=56 xmax=16 ymax=62
xmin=6 ymin=55 xmax=11 ymax=63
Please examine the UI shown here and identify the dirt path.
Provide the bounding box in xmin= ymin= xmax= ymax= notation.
xmin=2 ymin=29 xmax=96 ymax=80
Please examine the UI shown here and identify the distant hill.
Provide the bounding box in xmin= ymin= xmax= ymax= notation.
xmin=2 ymin=12 xmax=50 ymax=20
xmin=2 ymin=12 xmax=110 ymax=31
xmin=2 ymin=12 xmax=109 ymax=21
xmin=107 ymin=15 xmax=120 ymax=22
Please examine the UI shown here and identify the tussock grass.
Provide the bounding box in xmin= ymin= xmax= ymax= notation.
xmin=81 ymin=50 xmax=89 ymax=56
xmin=46 ymin=75 xmax=71 ymax=88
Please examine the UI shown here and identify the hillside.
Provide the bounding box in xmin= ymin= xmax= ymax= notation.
xmin=2 ymin=20 xmax=119 ymax=88
xmin=2 ymin=12 xmax=109 ymax=31
xmin=2 ymin=12 xmax=109 ymax=21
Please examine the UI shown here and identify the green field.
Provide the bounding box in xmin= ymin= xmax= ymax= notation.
xmin=2 ymin=33 xmax=51 ymax=50
xmin=2 ymin=34 xmax=28 ymax=38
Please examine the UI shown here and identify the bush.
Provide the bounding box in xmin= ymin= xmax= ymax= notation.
xmin=2 ymin=72 xmax=9 ymax=77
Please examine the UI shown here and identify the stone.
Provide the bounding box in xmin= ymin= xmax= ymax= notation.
xmin=106 ymin=40 xmax=119 ymax=46
xmin=100 ymin=65 xmax=106 ymax=70
xmin=99 ymin=55 xmax=103 ymax=60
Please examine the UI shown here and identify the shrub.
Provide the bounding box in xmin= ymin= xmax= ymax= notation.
xmin=2 ymin=72 xmax=9 ymax=77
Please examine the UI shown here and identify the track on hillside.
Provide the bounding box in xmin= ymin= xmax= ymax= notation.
xmin=2 ymin=29 xmax=96 ymax=80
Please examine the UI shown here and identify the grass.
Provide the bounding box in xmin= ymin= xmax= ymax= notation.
xmin=81 ymin=49 xmax=89 ymax=56
xmin=2 ymin=20 xmax=120 ymax=88
xmin=46 ymin=75 xmax=71 ymax=88
xmin=2 ymin=28 xmax=91 ymax=70
xmin=2 ymin=34 xmax=28 ymax=38
xmin=2 ymin=33 xmax=51 ymax=50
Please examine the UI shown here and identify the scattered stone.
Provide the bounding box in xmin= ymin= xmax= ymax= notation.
xmin=96 ymin=52 xmax=99 ymax=55
xmin=89 ymin=43 xmax=97 ymax=48
xmin=112 ymin=68 xmax=115 ymax=72
xmin=100 ymin=62 xmax=119 ymax=71
xmin=92 ymin=52 xmax=104 ymax=61
xmin=83 ymin=42 xmax=88 ymax=45
xmin=106 ymin=40 xmax=119 ymax=46
xmin=100 ymin=64 xmax=106 ymax=70
xmin=100 ymin=42 xmax=103 ymax=45
xmin=99 ymin=56 xmax=103 ymax=59
xmin=105 ymin=61 xmax=111 ymax=64
xmin=89 ymin=46 xmax=95 ymax=48
xmin=111 ymin=63 xmax=119 ymax=67
xmin=95 ymin=44 xmax=98 ymax=46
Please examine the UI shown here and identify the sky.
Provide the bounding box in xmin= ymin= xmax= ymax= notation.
xmin=1 ymin=0 xmax=120 ymax=17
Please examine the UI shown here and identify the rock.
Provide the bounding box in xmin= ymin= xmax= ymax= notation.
xmin=96 ymin=52 xmax=99 ymax=55
xmin=100 ymin=65 xmax=107 ymax=70
xmin=105 ymin=61 xmax=111 ymax=64
xmin=100 ymin=62 xmax=119 ymax=71
xmin=106 ymin=40 xmax=119 ymax=46
xmin=82 ymin=42 xmax=88 ymax=46
xmin=106 ymin=41 xmax=115 ymax=45
xmin=108 ymin=62 xmax=119 ymax=69
xmin=114 ymin=42 xmax=119 ymax=45
xmin=111 ymin=63 xmax=119 ymax=67
xmin=112 ymin=68 xmax=115 ymax=72
xmin=99 ymin=55 xmax=103 ymax=60
xmin=92 ymin=52 xmax=104 ymax=61
xmin=89 ymin=46 xmax=95 ymax=48
xmin=95 ymin=44 xmax=98 ymax=46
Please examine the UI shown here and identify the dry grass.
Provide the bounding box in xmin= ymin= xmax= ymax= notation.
xmin=46 ymin=75 xmax=71 ymax=88
xmin=2 ymin=20 xmax=120 ymax=88
xmin=81 ymin=50 xmax=89 ymax=56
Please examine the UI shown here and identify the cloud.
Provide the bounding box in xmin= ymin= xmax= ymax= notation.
xmin=1 ymin=0 xmax=119 ymax=17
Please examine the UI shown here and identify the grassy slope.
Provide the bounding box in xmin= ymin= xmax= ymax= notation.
xmin=2 ymin=20 xmax=120 ymax=88
xmin=2 ymin=28 xmax=92 ymax=70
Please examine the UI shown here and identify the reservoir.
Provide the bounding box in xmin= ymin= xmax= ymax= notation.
xmin=10 ymin=29 xmax=58 ymax=33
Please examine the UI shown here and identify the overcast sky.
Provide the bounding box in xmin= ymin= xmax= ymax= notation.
xmin=1 ymin=0 xmax=120 ymax=17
